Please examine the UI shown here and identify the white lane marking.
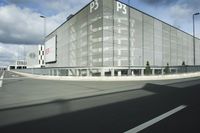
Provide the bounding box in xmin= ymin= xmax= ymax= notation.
xmin=124 ymin=105 xmax=187 ymax=133
xmin=3 ymin=77 xmax=29 ymax=80
xmin=0 ymin=71 xmax=5 ymax=87
xmin=11 ymin=74 xmax=19 ymax=77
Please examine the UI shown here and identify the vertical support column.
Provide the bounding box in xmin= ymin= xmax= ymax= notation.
xmin=66 ymin=69 xmax=68 ymax=76
xmin=68 ymin=69 xmax=72 ymax=76
xmin=52 ymin=69 xmax=55 ymax=76
xmin=79 ymin=69 xmax=82 ymax=76
xmin=54 ymin=69 xmax=56 ymax=76
xmin=52 ymin=69 xmax=54 ymax=76
xmin=152 ymin=69 xmax=155 ymax=75
xmin=118 ymin=71 xmax=121 ymax=76
xmin=128 ymin=69 xmax=132 ymax=76
xmin=132 ymin=70 xmax=135 ymax=76
xmin=101 ymin=68 xmax=105 ymax=77
xmin=57 ymin=69 xmax=59 ymax=76
xmin=111 ymin=69 xmax=114 ymax=76
xmin=49 ymin=69 xmax=52 ymax=76
xmin=141 ymin=69 xmax=144 ymax=76
xmin=76 ymin=69 xmax=80 ymax=76
xmin=67 ymin=69 xmax=69 ymax=76
xmin=161 ymin=69 xmax=164 ymax=75
xmin=87 ymin=69 xmax=90 ymax=77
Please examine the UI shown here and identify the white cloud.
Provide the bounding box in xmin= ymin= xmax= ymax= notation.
xmin=5 ymin=0 xmax=91 ymax=14
xmin=0 ymin=1 xmax=91 ymax=66
xmin=0 ymin=43 xmax=39 ymax=66
xmin=169 ymin=4 xmax=192 ymax=21
xmin=0 ymin=5 xmax=62 ymax=44
xmin=0 ymin=0 xmax=91 ymax=45
xmin=0 ymin=43 xmax=19 ymax=66
xmin=134 ymin=0 xmax=200 ymax=37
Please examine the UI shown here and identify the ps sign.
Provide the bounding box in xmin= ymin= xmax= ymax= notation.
xmin=90 ymin=0 xmax=99 ymax=13
xmin=90 ymin=1 xmax=127 ymax=15
xmin=116 ymin=1 xmax=127 ymax=15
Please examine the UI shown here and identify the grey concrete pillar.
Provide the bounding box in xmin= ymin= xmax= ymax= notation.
xmin=152 ymin=69 xmax=155 ymax=75
xmin=75 ymin=69 xmax=79 ymax=76
xmin=141 ymin=69 xmax=144 ymax=76
xmin=49 ymin=69 xmax=51 ymax=76
xmin=161 ymin=69 xmax=164 ymax=75
xmin=87 ymin=69 xmax=90 ymax=76
xmin=118 ymin=71 xmax=121 ymax=76
xmin=54 ymin=69 xmax=56 ymax=76
xmin=79 ymin=69 xmax=82 ymax=76
xmin=68 ymin=69 xmax=72 ymax=76
xmin=65 ymin=69 xmax=68 ymax=76
xmin=111 ymin=69 xmax=114 ymax=76
xmin=101 ymin=69 xmax=105 ymax=76
xmin=132 ymin=70 xmax=135 ymax=76
xmin=53 ymin=69 xmax=55 ymax=76
xmin=57 ymin=69 xmax=59 ymax=76
xmin=128 ymin=69 xmax=132 ymax=76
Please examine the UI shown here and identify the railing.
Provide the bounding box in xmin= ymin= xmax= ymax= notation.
xmin=13 ymin=65 xmax=200 ymax=77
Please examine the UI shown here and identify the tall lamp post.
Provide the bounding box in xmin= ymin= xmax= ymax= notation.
xmin=128 ymin=0 xmax=131 ymax=76
xmin=40 ymin=15 xmax=46 ymax=67
xmin=40 ymin=15 xmax=46 ymax=45
xmin=193 ymin=12 xmax=199 ymax=66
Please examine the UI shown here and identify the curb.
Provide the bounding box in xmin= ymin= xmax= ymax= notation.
xmin=11 ymin=71 xmax=200 ymax=81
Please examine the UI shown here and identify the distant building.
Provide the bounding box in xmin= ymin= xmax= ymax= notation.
xmin=7 ymin=60 xmax=27 ymax=70
xmin=26 ymin=45 xmax=45 ymax=68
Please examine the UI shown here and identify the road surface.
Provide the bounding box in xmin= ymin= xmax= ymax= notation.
xmin=0 ymin=70 xmax=200 ymax=133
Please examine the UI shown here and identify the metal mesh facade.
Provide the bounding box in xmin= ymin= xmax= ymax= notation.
xmin=45 ymin=0 xmax=200 ymax=68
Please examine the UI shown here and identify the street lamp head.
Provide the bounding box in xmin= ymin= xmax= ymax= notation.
xmin=194 ymin=12 xmax=200 ymax=16
xmin=40 ymin=15 xmax=46 ymax=18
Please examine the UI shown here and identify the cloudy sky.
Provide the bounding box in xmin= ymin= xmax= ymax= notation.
xmin=0 ymin=0 xmax=199 ymax=66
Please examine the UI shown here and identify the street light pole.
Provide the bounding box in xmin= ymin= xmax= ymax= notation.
xmin=40 ymin=15 xmax=46 ymax=45
xmin=193 ymin=12 xmax=199 ymax=66
xmin=128 ymin=0 xmax=131 ymax=76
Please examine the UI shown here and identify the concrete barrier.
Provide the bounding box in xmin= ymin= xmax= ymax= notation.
xmin=11 ymin=70 xmax=200 ymax=81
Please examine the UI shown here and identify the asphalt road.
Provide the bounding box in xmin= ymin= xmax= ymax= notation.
xmin=3 ymin=70 xmax=25 ymax=79
xmin=0 ymin=71 xmax=200 ymax=133
xmin=0 ymin=71 xmax=3 ymax=77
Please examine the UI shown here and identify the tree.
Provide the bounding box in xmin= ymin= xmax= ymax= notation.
xmin=164 ymin=63 xmax=170 ymax=74
xmin=182 ymin=61 xmax=187 ymax=73
xmin=144 ymin=61 xmax=151 ymax=75
xmin=182 ymin=61 xmax=185 ymax=66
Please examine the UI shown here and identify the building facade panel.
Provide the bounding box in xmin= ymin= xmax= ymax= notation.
xmin=103 ymin=1 xmax=114 ymax=67
xmin=196 ymin=38 xmax=200 ymax=65
xmin=88 ymin=0 xmax=103 ymax=67
xmin=113 ymin=1 xmax=129 ymax=66
xmin=170 ymin=27 xmax=178 ymax=66
xmin=154 ymin=19 xmax=163 ymax=66
xmin=143 ymin=14 xmax=154 ymax=66
xmin=130 ymin=9 xmax=143 ymax=66
xmin=45 ymin=0 xmax=200 ymax=70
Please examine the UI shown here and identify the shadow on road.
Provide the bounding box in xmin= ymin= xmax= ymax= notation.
xmin=0 ymin=82 xmax=200 ymax=133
